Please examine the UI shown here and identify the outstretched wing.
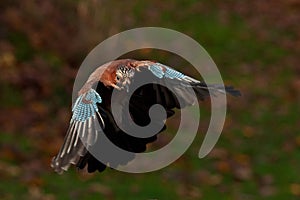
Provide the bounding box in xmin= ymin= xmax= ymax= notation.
xmin=51 ymin=89 xmax=105 ymax=174
xmin=131 ymin=61 xmax=240 ymax=108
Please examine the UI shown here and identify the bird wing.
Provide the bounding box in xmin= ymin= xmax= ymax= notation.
xmin=131 ymin=61 xmax=240 ymax=108
xmin=51 ymin=89 xmax=105 ymax=174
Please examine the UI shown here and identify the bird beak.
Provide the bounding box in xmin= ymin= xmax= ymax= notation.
xmin=125 ymin=84 xmax=129 ymax=92
xmin=123 ymin=78 xmax=131 ymax=92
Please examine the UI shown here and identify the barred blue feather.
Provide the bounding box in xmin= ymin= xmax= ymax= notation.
xmin=72 ymin=89 xmax=102 ymax=122
xmin=148 ymin=63 xmax=186 ymax=80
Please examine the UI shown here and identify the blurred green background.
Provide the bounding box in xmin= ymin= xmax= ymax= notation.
xmin=0 ymin=0 xmax=300 ymax=199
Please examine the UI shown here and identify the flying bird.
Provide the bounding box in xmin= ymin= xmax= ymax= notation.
xmin=51 ymin=59 xmax=241 ymax=174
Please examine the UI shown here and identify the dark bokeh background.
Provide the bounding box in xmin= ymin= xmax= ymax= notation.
xmin=1 ymin=1 xmax=300 ymax=199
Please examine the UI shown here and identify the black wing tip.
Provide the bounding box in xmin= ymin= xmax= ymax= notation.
xmin=51 ymin=156 xmax=68 ymax=174
xmin=225 ymin=86 xmax=242 ymax=97
xmin=191 ymin=82 xmax=241 ymax=97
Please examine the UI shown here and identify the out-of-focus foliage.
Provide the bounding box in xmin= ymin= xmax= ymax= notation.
xmin=0 ymin=0 xmax=299 ymax=199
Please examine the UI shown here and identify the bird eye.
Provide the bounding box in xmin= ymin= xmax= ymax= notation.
xmin=116 ymin=76 xmax=121 ymax=81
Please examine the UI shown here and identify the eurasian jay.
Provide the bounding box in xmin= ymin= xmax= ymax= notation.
xmin=51 ymin=59 xmax=240 ymax=174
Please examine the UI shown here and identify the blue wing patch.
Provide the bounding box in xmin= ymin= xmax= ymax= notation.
xmin=148 ymin=63 xmax=186 ymax=80
xmin=72 ymin=89 xmax=102 ymax=122
xmin=148 ymin=63 xmax=165 ymax=78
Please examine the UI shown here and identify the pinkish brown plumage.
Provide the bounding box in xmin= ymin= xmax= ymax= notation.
xmin=51 ymin=59 xmax=240 ymax=174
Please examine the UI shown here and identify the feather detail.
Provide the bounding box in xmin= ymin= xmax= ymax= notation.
xmin=51 ymin=89 xmax=104 ymax=174
xmin=72 ymin=89 xmax=102 ymax=122
xmin=138 ymin=61 xmax=240 ymax=98
xmin=146 ymin=62 xmax=187 ymax=80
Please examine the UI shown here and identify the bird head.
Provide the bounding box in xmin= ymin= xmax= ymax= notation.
xmin=115 ymin=65 xmax=135 ymax=92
